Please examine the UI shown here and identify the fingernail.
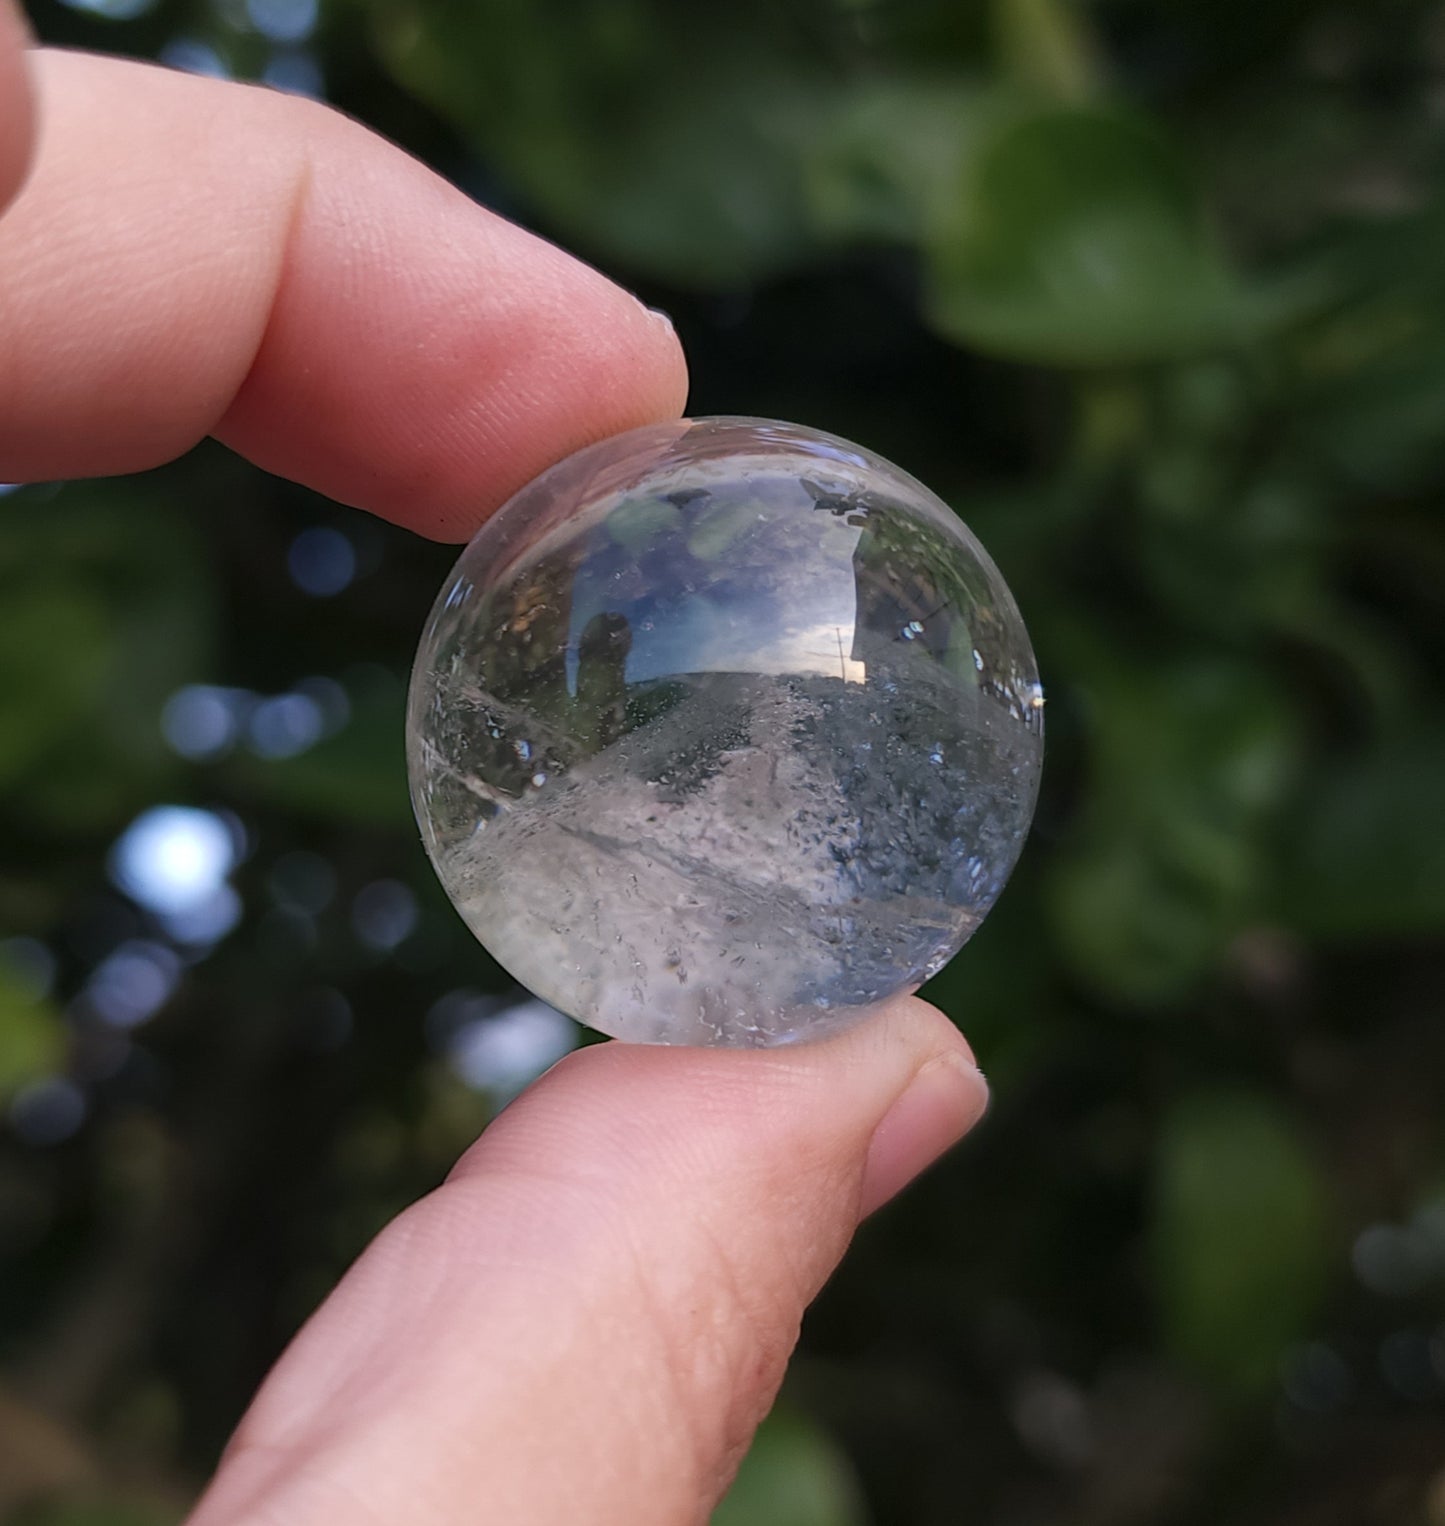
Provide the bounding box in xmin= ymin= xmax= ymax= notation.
xmin=859 ymin=1051 xmax=988 ymax=1217
xmin=645 ymin=305 xmax=676 ymax=335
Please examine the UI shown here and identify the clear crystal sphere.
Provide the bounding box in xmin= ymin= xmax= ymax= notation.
xmin=407 ymin=418 xmax=1043 ymax=1046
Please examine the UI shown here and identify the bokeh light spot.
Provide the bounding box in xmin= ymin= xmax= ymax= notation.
xmin=249 ymin=692 xmax=325 ymax=759
xmin=351 ymin=880 xmax=419 ymax=951
xmin=0 ymin=936 xmax=57 ymax=1001
xmin=159 ymin=39 xmax=231 ymax=77
xmin=163 ymin=884 xmax=243 ymax=948
xmin=84 ymin=940 xmax=181 ymax=1029
xmin=58 ymin=0 xmax=155 ymax=17
xmin=246 ymin=0 xmax=316 ymax=41
xmin=446 ymin=997 xmax=576 ymax=1097
xmin=288 ymin=526 xmax=356 ymax=597
xmin=109 ymin=806 xmax=237 ymax=917
xmin=1378 ymin=1329 xmax=1441 ymax=1401
xmin=9 ymin=1077 xmax=87 ymax=1147
xmin=1352 ymin=1223 xmax=1434 ymax=1298
xmin=1280 ymin=1341 xmax=1352 ymax=1413
xmin=262 ymin=51 xmax=325 ymax=97
xmin=162 ymin=684 xmax=246 ymax=761
xmin=1009 ymin=1371 xmax=1092 ymax=1469
xmin=295 ymin=675 xmax=351 ymax=735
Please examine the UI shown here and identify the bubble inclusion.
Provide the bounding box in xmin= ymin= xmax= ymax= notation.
xmin=407 ymin=417 xmax=1043 ymax=1047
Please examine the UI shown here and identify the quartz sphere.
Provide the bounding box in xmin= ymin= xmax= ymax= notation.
xmin=407 ymin=417 xmax=1043 ymax=1046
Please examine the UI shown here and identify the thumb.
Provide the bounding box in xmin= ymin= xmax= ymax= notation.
xmin=0 ymin=0 xmax=33 ymax=214
xmin=187 ymin=997 xmax=986 ymax=1526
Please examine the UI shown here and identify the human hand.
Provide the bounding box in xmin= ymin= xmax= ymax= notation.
xmin=0 ymin=16 xmax=989 ymax=1524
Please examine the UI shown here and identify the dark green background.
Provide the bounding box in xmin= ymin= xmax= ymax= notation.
xmin=2 ymin=1 xmax=1443 ymax=1522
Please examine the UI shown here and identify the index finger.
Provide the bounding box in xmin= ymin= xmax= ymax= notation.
xmin=0 ymin=47 xmax=687 ymax=540
xmin=0 ymin=0 xmax=33 ymax=206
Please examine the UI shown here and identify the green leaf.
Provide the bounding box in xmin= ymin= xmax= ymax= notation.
xmin=373 ymin=0 xmax=987 ymax=284
xmin=1275 ymin=727 xmax=1445 ymax=937
xmin=1046 ymin=651 xmax=1297 ymax=1002
xmin=798 ymin=79 xmax=985 ymax=248
xmin=1152 ymin=1092 xmax=1329 ymax=1393
xmin=1298 ymin=325 xmax=1445 ymax=492
xmin=712 ymin=1408 xmax=867 ymax=1526
xmin=993 ymin=0 xmax=1103 ymax=103
xmin=0 ymin=580 xmax=111 ymax=791
xmin=0 ymin=962 xmax=65 ymax=1101
xmin=0 ymin=483 xmax=213 ymax=829
xmin=925 ymin=105 xmax=1262 ymax=364
xmin=374 ymin=0 xmax=827 ymax=286
xmin=15 ymin=1505 xmax=173 ymax=1526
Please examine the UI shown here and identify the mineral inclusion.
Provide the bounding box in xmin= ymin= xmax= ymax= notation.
xmin=407 ymin=418 xmax=1043 ymax=1046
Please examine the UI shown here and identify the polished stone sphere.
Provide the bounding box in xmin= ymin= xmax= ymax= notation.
xmin=407 ymin=418 xmax=1043 ymax=1046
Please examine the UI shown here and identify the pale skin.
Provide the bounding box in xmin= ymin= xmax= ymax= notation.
xmin=0 ymin=10 xmax=990 ymax=1523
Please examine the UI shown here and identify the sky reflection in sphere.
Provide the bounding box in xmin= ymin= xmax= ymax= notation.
xmin=408 ymin=418 xmax=1043 ymax=1046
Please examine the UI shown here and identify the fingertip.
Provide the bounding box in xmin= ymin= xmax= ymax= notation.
xmin=786 ymin=995 xmax=986 ymax=1214
xmin=393 ymin=260 xmax=691 ymax=542
xmin=467 ymin=993 xmax=982 ymax=1216
xmin=409 ymin=271 xmax=690 ymax=543
xmin=858 ymin=1047 xmax=988 ymax=1216
xmin=0 ymin=0 xmax=34 ymax=213
xmin=639 ymin=305 xmax=690 ymax=415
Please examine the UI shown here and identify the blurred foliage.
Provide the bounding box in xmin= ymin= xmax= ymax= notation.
xmin=712 ymin=1408 xmax=867 ymax=1526
xmin=3 ymin=0 xmax=1444 ymax=1523
xmin=1152 ymin=1090 xmax=1328 ymax=1392
xmin=0 ymin=964 xmax=64 ymax=1101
